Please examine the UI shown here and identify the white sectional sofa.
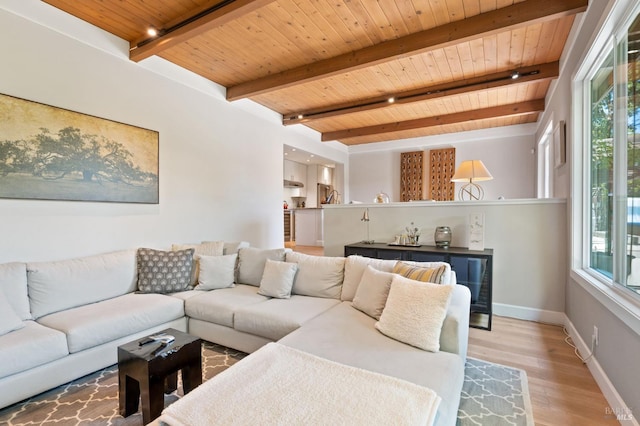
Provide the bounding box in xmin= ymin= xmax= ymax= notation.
xmin=0 ymin=242 xmax=471 ymax=426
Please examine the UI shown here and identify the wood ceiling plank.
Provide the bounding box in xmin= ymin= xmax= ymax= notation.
xmin=412 ymin=0 xmax=439 ymax=30
xmin=483 ymin=34 xmax=499 ymax=73
xmin=321 ymin=99 xmax=545 ymax=142
xmin=226 ymin=0 xmax=586 ymax=100
xmin=316 ymin=0 xmax=373 ymax=48
xmin=522 ymin=23 xmax=543 ymax=65
xmin=509 ymin=27 xmax=527 ymax=66
xmin=43 ymin=0 xmax=142 ymax=40
xmin=287 ymin=1 xmax=349 ymax=53
xmin=496 ymin=31 xmax=513 ymax=69
xmin=462 ymin=0 xmax=482 ymax=17
xmin=395 ymin=0 xmax=427 ymax=33
xmin=130 ymin=0 xmax=276 ymax=62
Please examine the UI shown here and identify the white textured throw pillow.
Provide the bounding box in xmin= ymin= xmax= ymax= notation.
xmin=375 ymin=275 xmax=453 ymax=352
xmin=0 ymin=291 xmax=24 ymax=336
xmin=258 ymin=259 xmax=298 ymax=299
xmin=352 ymin=265 xmax=395 ymax=320
xmin=195 ymin=254 xmax=238 ymax=290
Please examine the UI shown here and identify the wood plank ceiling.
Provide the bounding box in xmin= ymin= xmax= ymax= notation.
xmin=43 ymin=0 xmax=587 ymax=146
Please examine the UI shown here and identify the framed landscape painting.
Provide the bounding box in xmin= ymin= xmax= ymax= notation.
xmin=0 ymin=93 xmax=159 ymax=203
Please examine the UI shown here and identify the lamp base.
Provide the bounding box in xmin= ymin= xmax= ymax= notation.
xmin=458 ymin=183 xmax=484 ymax=200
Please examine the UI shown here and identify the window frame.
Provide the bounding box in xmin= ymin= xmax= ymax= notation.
xmin=571 ymin=0 xmax=640 ymax=330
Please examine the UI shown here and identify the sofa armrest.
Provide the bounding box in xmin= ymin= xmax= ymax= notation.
xmin=439 ymin=284 xmax=471 ymax=360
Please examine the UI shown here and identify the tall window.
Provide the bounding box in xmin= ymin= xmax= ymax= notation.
xmin=588 ymin=12 xmax=640 ymax=297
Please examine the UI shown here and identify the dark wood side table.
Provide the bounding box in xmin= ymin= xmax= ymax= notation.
xmin=118 ymin=328 xmax=202 ymax=424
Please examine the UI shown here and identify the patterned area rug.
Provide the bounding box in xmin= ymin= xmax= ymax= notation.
xmin=457 ymin=358 xmax=534 ymax=426
xmin=0 ymin=344 xmax=533 ymax=425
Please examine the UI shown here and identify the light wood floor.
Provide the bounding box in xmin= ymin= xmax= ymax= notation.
xmin=469 ymin=317 xmax=618 ymax=425
xmin=294 ymin=245 xmax=618 ymax=426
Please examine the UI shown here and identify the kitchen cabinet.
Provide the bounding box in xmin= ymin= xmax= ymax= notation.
xmin=284 ymin=159 xmax=307 ymax=197
xmin=343 ymin=242 xmax=493 ymax=330
xmin=295 ymin=209 xmax=323 ymax=246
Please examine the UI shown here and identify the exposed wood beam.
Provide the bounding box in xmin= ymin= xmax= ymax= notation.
xmin=129 ymin=0 xmax=275 ymax=62
xmin=284 ymin=62 xmax=558 ymax=125
xmin=227 ymin=0 xmax=586 ymax=101
xmin=321 ymin=99 xmax=545 ymax=143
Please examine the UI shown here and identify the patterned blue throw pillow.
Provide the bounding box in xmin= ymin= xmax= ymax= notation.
xmin=136 ymin=248 xmax=195 ymax=293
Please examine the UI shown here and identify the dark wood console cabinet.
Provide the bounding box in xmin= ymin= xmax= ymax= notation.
xmin=344 ymin=242 xmax=493 ymax=330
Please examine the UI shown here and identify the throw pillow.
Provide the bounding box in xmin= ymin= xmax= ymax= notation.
xmin=393 ymin=261 xmax=448 ymax=284
xmin=237 ymin=247 xmax=287 ymax=286
xmin=0 ymin=291 xmax=24 ymax=336
xmin=258 ymin=259 xmax=298 ymax=299
xmin=286 ymin=252 xmax=345 ymax=299
xmin=195 ymin=254 xmax=238 ymax=290
xmin=352 ymin=265 xmax=395 ymax=320
xmin=342 ymin=255 xmax=397 ymax=301
xmin=137 ymin=248 xmax=195 ymax=294
xmin=375 ymin=275 xmax=453 ymax=352
xmin=172 ymin=241 xmax=224 ymax=287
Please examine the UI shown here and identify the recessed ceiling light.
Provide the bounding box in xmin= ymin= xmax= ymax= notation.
xmin=292 ymin=148 xmax=296 ymax=152
xmin=147 ymin=27 xmax=158 ymax=37
xmin=387 ymin=97 xmax=395 ymax=103
xmin=310 ymin=154 xmax=315 ymax=157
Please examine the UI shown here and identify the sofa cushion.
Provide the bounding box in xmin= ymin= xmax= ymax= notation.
xmin=375 ymin=275 xmax=453 ymax=352
xmin=27 ymin=250 xmax=137 ymax=319
xmin=258 ymin=260 xmax=297 ymax=299
xmin=234 ymin=295 xmax=340 ymax=341
xmin=185 ymin=284 xmax=268 ymax=328
xmin=195 ymin=254 xmax=237 ymax=291
xmin=0 ymin=320 xmax=68 ymax=378
xmin=342 ymin=256 xmax=396 ymax=301
xmin=37 ymin=293 xmax=184 ymax=353
xmin=0 ymin=291 xmax=24 ymax=336
xmin=352 ymin=265 xmax=394 ymax=320
xmin=137 ymin=248 xmax=195 ymax=294
xmin=278 ymin=302 xmax=464 ymax=426
xmin=286 ymin=252 xmax=345 ymax=299
xmin=172 ymin=241 xmax=224 ymax=287
xmin=0 ymin=262 xmax=30 ymax=321
xmin=237 ymin=248 xmax=286 ymax=286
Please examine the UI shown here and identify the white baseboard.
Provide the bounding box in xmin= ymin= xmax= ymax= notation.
xmin=492 ymin=303 xmax=565 ymax=325
xmin=564 ymin=319 xmax=639 ymax=426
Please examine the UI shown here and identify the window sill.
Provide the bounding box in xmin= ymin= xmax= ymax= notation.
xmin=570 ymin=269 xmax=640 ymax=335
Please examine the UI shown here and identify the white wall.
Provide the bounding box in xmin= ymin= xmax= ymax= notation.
xmin=348 ymin=125 xmax=536 ymax=203
xmin=0 ymin=2 xmax=347 ymax=262
xmin=324 ymin=200 xmax=567 ymax=320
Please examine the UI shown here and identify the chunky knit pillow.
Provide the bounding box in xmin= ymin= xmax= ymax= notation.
xmin=375 ymin=275 xmax=453 ymax=352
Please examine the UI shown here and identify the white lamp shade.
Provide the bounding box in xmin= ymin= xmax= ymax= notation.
xmin=451 ymin=160 xmax=493 ymax=183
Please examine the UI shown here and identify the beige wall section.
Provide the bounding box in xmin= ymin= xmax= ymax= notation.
xmin=324 ymin=199 xmax=567 ymax=317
